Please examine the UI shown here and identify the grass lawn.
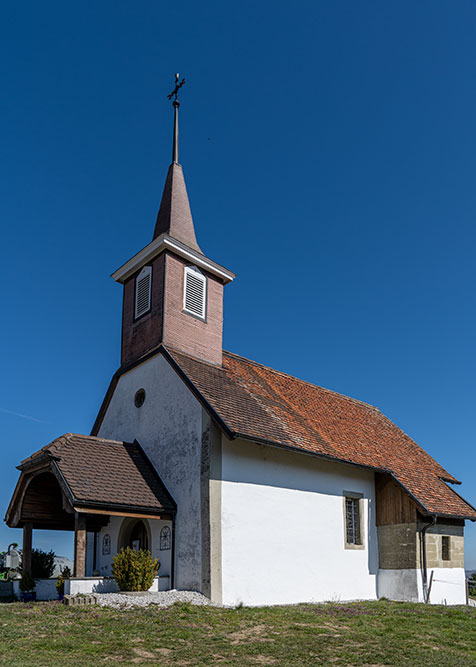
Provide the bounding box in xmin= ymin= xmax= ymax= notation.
xmin=1 ymin=599 xmax=475 ymax=666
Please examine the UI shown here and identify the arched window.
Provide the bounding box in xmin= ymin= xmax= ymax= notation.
xmin=183 ymin=266 xmax=206 ymax=320
xmin=160 ymin=525 xmax=171 ymax=551
xmin=135 ymin=266 xmax=152 ymax=319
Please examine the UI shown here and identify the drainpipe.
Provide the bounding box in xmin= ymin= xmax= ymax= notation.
xmin=421 ymin=515 xmax=437 ymax=603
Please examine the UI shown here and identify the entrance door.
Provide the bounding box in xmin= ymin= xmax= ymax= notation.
xmin=129 ymin=520 xmax=149 ymax=551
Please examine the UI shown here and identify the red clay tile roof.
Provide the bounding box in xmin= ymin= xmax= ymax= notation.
xmin=20 ymin=434 xmax=175 ymax=514
xmin=167 ymin=347 xmax=476 ymax=520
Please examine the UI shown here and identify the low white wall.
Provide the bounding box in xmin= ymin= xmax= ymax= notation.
xmin=378 ymin=568 xmax=467 ymax=605
xmin=12 ymin=575 xmax=171 ymax=600
xmin=65 ymin=576 xmax=170 ymax=595
xmin=13 ymin=579 xmax=58 ymax=601
xmin=220 ymin=438 xmax=379 ymax=606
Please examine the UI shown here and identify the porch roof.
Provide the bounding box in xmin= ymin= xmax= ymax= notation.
xmin=5 ymin=434 xmax=176 ymax=528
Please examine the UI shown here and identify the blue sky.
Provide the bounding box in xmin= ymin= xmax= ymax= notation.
xmin=1 ymin=1 xmax=475 ymax=568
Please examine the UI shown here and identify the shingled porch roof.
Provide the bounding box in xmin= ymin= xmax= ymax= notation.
xmin=5 ymin=434 xmax=176 ymax=528
xmin=162 ymin=347 xmax=476 ymax=521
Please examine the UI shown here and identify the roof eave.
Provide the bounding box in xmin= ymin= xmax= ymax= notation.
xmin=111 ymin=233 xmax=235 ymax=285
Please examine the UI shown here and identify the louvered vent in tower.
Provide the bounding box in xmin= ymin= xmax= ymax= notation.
xmin=183 ymin=266 xmax=206 ymax=319
xmin=135 ymin=266 xmax=152 ymax=319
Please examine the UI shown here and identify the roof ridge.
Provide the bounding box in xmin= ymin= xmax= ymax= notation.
xmin=223 ymin=350 xmax=380 ymax=412
xmin=65 ymin=433 xmax=128 ymax=445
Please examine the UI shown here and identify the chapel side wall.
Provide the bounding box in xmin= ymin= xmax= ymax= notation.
xmin=97 ymin=353 xmax=205 ymax=591
xmin=219 ymin=437 xmax=379 ymax=606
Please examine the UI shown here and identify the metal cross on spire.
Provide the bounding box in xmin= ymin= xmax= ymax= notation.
xmin=168 ymin=73 xmax=185 ymax=164
xmin=168 ymin=73 xmax=185 ymax=103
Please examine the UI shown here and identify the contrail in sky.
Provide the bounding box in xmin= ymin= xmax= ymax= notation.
xmin=0 ymin=407 xmax=50 ymax=424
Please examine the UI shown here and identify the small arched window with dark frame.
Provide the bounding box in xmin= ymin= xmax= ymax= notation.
xmin=160 ymin=525 xmax=171 ymax=551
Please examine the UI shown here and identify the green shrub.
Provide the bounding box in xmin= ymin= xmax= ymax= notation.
xmin=31 ymin=549 xmax=55 ymax=579
xmin=55 ymin=566 xmax=71 ymax=595
xmin=19 ymin=572 xmax=35 ymax=593
xmin=469 ymin=573 xmax=476 ymax=598
xmin=112 ymin=547 xmax=159 ymax=592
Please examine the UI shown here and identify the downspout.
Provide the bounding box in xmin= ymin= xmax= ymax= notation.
xmin=421 ymin=515 xmax=437 ymax=603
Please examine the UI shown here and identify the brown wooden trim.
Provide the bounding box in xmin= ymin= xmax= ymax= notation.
xmin=73 ymin=507 xmax=172 ymax=521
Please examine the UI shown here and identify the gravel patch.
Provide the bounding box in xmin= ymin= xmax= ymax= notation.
xmin=96 ymin=589 xmax=216 ymax=609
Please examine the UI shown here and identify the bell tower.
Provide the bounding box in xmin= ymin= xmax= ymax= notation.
xmin=111 ymin=75 xmax=235 ymax=368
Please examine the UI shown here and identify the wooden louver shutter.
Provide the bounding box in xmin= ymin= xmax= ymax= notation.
xmin=135 ymin=266 xmax=152 ymax=319
xmin=184 ymin=267 xmax=206 ymax=319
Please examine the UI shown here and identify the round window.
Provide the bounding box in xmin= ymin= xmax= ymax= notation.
xmin=134 ymin=389 xmax=146 ymax=408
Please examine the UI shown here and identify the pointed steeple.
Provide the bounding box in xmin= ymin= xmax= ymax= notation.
xmin=153 ymin=74 xmax=202 ymax=253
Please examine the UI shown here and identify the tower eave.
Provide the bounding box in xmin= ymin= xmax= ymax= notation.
xmin=111 ymin=233 xmax=235 ymax=285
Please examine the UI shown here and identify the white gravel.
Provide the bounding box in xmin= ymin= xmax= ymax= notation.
xmin=96 ymin=589 xmax=216 ymax=609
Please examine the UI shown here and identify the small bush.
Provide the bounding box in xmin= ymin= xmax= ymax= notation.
xmin=469 ymin=573 xmax=476 ymax=598
xmin=112 ymin=547 xmax=159 ymax=592
xmin=19 ymin=572 xmax=36 ymax=592
xmin=31 ymin=549 xmax=55 ymax=579
xmin=55 ymin=566 xmax=71 ymax=595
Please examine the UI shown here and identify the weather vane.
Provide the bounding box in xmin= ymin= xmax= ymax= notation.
xmin=168 ymin=73 xmax=185 ymax=104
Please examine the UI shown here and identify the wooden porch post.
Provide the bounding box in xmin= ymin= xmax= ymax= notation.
xmin=22 ymin=523 xmax=33 ymax=574
xmin=74 ymin=513 xmax=87 ymax=577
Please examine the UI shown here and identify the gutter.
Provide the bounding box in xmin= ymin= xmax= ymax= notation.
xmin=421 ymin=515 xmax=437 ymax=603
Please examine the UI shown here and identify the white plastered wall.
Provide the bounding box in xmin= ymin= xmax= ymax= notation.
xmin=378 ymin=567 xmax=466 ymax=605
xmin=219 ymin=437 xmax=379 ymax=606
xmin=97 ymin=353 xmax=204 ymax=590
xmin=93 ymin=516 xmax=172 ymax=580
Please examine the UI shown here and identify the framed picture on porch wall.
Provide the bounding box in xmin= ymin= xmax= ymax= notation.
xmin=131 ymin=540 xmax=140 ymax=552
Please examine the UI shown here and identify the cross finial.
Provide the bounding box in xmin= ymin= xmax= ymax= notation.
xmin=168 ymin=73 xmax=185 ymax=164
xmin=168 ymin=73 xmax=185 ymax=105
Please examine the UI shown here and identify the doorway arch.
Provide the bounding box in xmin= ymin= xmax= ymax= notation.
xmin=117 ymin=518 xmax=151 ymax=552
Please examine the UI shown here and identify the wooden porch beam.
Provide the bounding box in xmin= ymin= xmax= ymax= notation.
xmin=73 ymin=507 xmax=172 ymax=521
xmin=74 ymin=513 xmax=87 ymax=577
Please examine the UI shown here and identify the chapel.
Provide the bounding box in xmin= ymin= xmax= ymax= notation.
xmin=5 ymin=79 xmax=475 ymax=605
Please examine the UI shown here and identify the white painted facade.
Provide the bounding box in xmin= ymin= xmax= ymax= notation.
xmin=97 ymin=354 xmax=205 ymax=591
xmin=219 ymin=437 xmax=379 ymax=606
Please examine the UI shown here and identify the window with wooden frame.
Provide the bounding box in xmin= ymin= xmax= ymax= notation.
xmin=344 ymin=493 xmax=363 ymax=547
xmin=441 ymin=535 xmax=451 ymax=561
xmin=183 ymin=266 xmax=207 ymax=320
xmin=135 ymin=266 xmax=152 ymax=319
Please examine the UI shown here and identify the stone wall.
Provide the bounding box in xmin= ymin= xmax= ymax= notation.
xmin=422 ymin=523 xmax=464 ymax=569
xmin=377 ymin=523 xmax=418 ymax=569
xmin=377 ymin=521 xmax=464 ymax=570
